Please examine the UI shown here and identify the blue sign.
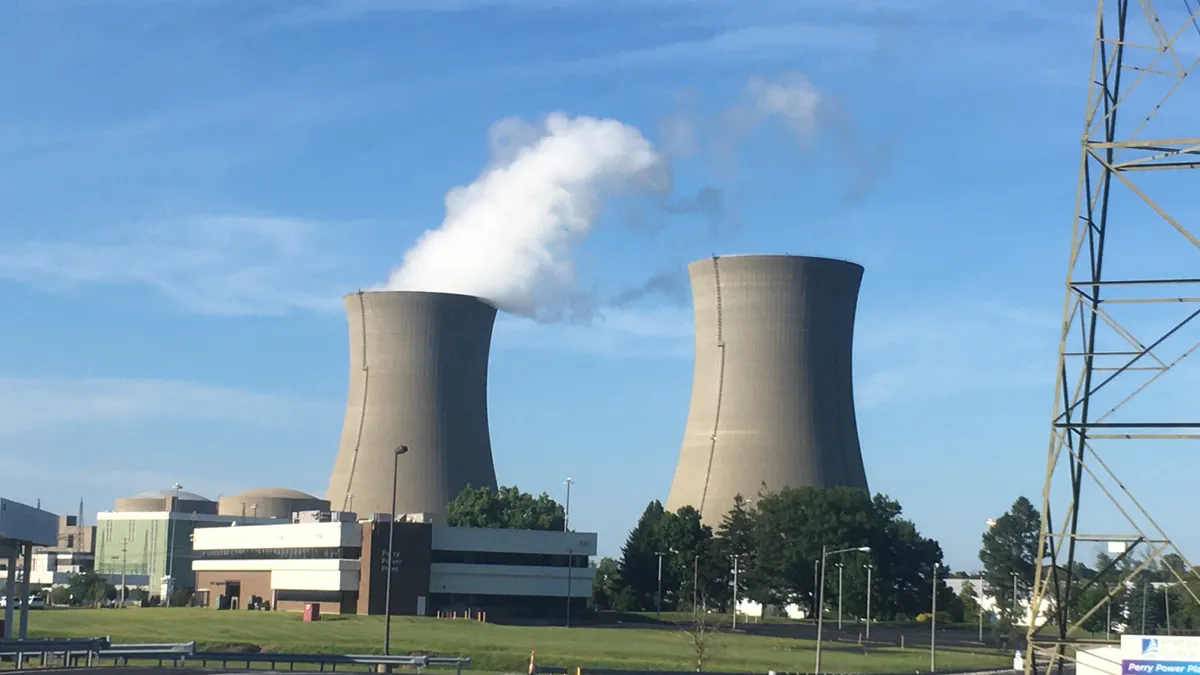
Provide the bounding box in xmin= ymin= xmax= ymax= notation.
xmin=1122 ymin=661 xmax=1200 ymax=675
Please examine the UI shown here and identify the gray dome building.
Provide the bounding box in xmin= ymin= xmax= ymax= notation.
xmin=114 ymin=489 xmax=217 ymax=515
xmin=217 ymin=488 xmax=330 ymax=520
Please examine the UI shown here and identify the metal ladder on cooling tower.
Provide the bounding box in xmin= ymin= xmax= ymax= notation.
xmin=698 ymin=256 xmax=727 ymax=516
xmin=341 ymin=290 xmax=371 ymax=511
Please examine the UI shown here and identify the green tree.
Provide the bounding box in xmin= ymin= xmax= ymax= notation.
xmin=978 ymin=496 xmax=1041 ymax=622
xmin=64 ymin=571 xmax=115 ymax=607
xmin=959 ymin=580 xmax=982 ymax=625
xmin=714 ymin=494 xmax=760 ymax=609
xmin=618 ymin=501 xmax=667 ymax=611
xmin=445 ymin=485 xmax=565 ymax=531
xmin=592 ymin=557 xmax=630 ymax=610
xmin=656 ymin=506 xmax=720 ymax=612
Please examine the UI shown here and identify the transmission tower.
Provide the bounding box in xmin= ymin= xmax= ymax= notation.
xmin=1026 ymin=0 xmax=1200 ymax=672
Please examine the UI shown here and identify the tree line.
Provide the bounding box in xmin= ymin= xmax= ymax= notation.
xmin=594 ymin=486 xmax=959 ymax=620
xmin=975 ymin=495 xmax=1200 ymax=635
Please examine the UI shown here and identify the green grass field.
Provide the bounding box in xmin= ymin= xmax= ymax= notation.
xmin=23 ymin=608 xmax=1011 ymax=673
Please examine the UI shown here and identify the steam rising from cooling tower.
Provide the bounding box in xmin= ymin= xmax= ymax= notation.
xmin=665 ymin=255 xmax=870 ymax=525
xmin=384 ymin=113 xmax=667 ymax=320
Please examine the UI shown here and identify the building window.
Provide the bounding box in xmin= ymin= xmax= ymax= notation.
xmin=195 ymin=547 xmax=362 ymax=561
xmin=275 ymin=590 xmax=344 ymax=604
xmin=431 ymin=550 xmax=589 ymax=568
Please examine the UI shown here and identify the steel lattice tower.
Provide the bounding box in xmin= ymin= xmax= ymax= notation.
xmin=1027 ymin=1 xmax=1200 ymax=672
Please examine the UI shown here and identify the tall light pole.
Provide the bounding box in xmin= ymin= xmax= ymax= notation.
xmin=563 ymin=478 xmax=573 ymax=532
xmin=731 ymin=555 xmax=740 ymax=630
xmin=814 ymin=545 xmax=870 ymax=675
xmin=812 ymin=559 xmax=820 ymax=616
xmin=383 ymin=445 xmax=408 ymax=656
xmin=1011 ymin=571 xmax=1019 ymax=626
xmin=165 ymin=482 xmax=182 ymax=607
xmin=836 ymin=562 xmax=845 ymax=630
xmin=931 ymin=562 xmax=940 ymax=673
xmin=864 ymin=563 xmax=873 ymax=641
xmin=566 ymin=548 xmax=574 ymax=629
xmin=655 ymin=552 xmax=665 ymax=620
xmin=976 ymin=577 xmax=985 ymax=643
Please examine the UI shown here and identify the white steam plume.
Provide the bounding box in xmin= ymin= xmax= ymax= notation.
xmin=384 ymin=112 xmax=667 ymax=319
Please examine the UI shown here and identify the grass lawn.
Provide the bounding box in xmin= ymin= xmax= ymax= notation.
xmin=24 ymin=608 xmax=1012 ymax=673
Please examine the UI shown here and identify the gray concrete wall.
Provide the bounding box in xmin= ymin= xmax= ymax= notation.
xmin=666 ymin=255 xmax=869 ymax=525
xmin=324 ymin=291 xmax=499 ymax=519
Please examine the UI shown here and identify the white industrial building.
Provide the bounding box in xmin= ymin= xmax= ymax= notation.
xmin=190 ymin=511 xmax=596 ymax=617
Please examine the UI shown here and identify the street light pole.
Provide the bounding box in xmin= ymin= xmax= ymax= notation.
xmin=120 ymin=539 xmax=128 ymax=608
xmin=165 ymin=482 xmax=182 ymax=607
xmin=655 ymin=552 xmax=665 ymax=620
xmin=1011 ymin=571 xmax=1019 ymax=626
xmin=563 ymin=478 xmax=573 ymax=532
xmin=864 ymin=564 xmax=873 ymax=641
xmin=837 ymin=562 xmax=844 ymax=630
xmin=812 ymin=560 xmax=819 ymax=616
xmin=931 ymin=563 xmax=940 ymax=673
xmin=977 ymin=578 xmax=985 ymax=643
xmin=814 ymin=545 xmax=870 ymax=675
xmin=383 ymin=445 xmax=409 ymax=656
xmin=731 ymin=556 xmax=739 ymax=630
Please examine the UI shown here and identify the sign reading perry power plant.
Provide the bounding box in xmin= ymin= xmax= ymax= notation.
xmin=1122 ymin=636 xmax=1200 ymax=674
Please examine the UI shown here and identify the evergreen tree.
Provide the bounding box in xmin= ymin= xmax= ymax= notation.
xmin=618 ymin=500 xmax=667 ymax=611
xmin=978 ymin=496 xmax=1042 ymax=622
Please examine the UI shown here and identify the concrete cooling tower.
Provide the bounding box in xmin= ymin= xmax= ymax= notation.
xmin=324 ymin=290 xmax=499 ymax=519
xmin=665 ymin=254 xmax=869 ymax=525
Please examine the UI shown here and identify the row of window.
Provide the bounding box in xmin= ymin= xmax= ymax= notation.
xmin=431 ymin=550 xmax=590 ymax=568
xmin=195 ymin=547 xmax=362 ymax=561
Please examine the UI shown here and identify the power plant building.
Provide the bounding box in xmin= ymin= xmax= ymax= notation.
xmin=95 ymin=490 xmax=279 ymax=601
xmin=324 ymin=291 xmax=499 ymax=520
xmin=666 ymin=254 xmax=870 ymax=524
xmin=217 ymin=489 xmax=329 ymax=520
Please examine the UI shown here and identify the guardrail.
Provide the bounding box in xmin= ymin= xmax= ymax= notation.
xmin=101 ymin=641 xmax=197 ymax=667
xmin=539 ymin=667 xmax=1016 ymax=675
xmin=2 ymin=640 xmax=470 ymax=673
xmin=191 ymin=651 xmax=471 ymax=674
xmin=0 ymin=636 xmax=112 ymax=669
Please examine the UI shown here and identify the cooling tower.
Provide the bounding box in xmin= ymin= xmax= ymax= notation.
xmin=665 ymin=254 xmax=869 ymax=525
xmin=324 ymin=290 xmax=499 ymax=518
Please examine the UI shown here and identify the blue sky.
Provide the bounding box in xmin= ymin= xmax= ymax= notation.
xmin=1 ymin=0 xmax=1197 ymax=572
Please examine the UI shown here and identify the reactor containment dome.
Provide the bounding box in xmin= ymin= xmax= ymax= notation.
xmin=324 ymin=290 xmax=499 ymax=519
xmin=665 ymin=254 xmax=870 ymax=525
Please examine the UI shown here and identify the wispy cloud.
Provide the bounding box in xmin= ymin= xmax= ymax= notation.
xmin=493 ymin=306 xmax=694 ymax=359
xmin=853 ymin=299 xmax=1058 ymax=408
xmin=0 ymin=215 xmax=351 ymax=316
xmin=0 ymin=376 xmax=335 ymax=436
